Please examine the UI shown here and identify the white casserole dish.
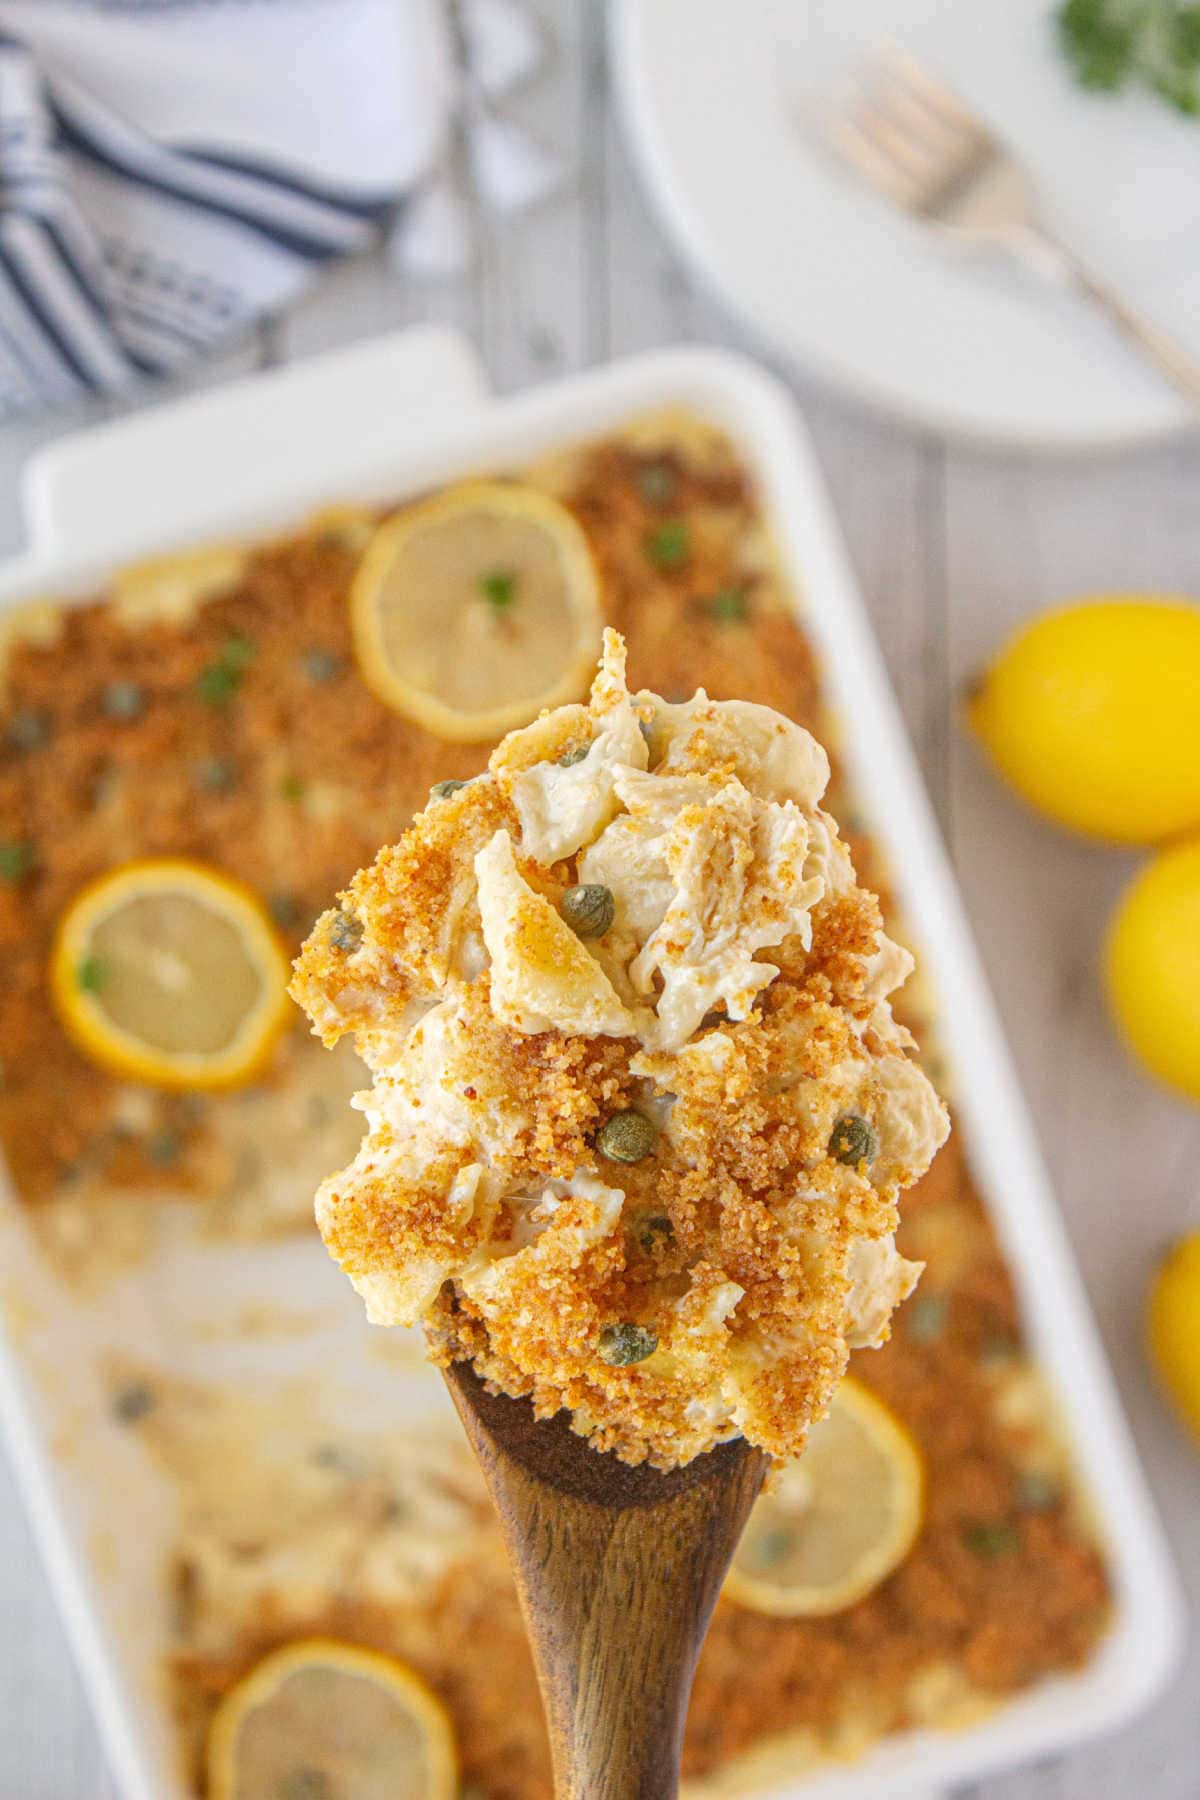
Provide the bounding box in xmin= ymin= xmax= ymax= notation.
xmin=0 ymin=326 xmax=1184 ymax=1800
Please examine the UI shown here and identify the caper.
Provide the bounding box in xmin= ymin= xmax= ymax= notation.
xmin=828 ymin=1113 xmax=878 ymax=1168
xmin=598 ymin=1323 xmax=658 ymax=1366
xmin=195 ymin=756 xmax=235 ymax=793
xmin=430 ymin=779 xmax=467 ymax=801
xmin=634 ymin=1213 xmax=675 ymax=1255
xmin=1016 ymin=1470 xmax=1059 ymax=1513
xmin=329 ymin=909 xmax=364 ymax=952
xmin=112 ymin=1381 xmax=155 ymax=1424
xmin=750 ymin=1528 xmax=793 ymax=1567
xmin=636 ymin=462 xmax=676 ymax=506
xmin=596 ymin=1109 xmax=657 ymax=1164
xmin=7 ymin=707 xmax=52 ymax=751
xmin=101 ymin=680 xmax=145 ymax=721
xmin=906 ymin=1294 xmax=947 ymax=1343
xmin=301 ymin=648 xmax=341 ymax=683
xmin=268 ymin=891 xmax=302 ymax=928
xmin=146 ymin=1130 xmax=182 ymax=1168
xmin=558 ymin=744 xmax=590 ymax=767
xmin=560 ymin=883 xmax=614 ymax=939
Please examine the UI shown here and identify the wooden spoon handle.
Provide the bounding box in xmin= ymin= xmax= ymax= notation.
xmin=446 ymin=1364 xmax=767 ymax=1799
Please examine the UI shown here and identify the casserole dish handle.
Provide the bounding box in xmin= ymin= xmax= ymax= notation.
xmin=18 ymin=326 xmax=491 ymax=570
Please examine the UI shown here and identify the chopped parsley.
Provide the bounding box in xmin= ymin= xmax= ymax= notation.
xmin=196 ymin=662 xmax=240 ymax=707
xmin=196 ymin=635 xmax=256 ymax=707
xmin=480 ymin=570 xmax=516 ymax=610
xmin=280 ymin=773 xmax=306 ymax=802
xmin=220 ymin=634 xmax=256 ymax=669
xmin=0 ymin=840 xmax=35 ymax=882
xmin=963 ymin=1521 xmax=1020 ymax=1559
xmin=645 ymin=521 xmax=689 ymax=569
xmin=76 ymin=956 xmax=106 ymax=992
xmin=707 ymin=587 xmax=748 ymax=624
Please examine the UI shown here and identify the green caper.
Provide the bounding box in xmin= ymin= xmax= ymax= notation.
xmin=828 ymin=1113 xmax=878 ymax=1168
xmin=195 ymin=756 xmax=235 ymax=793
xmin=7 ymin=708 xmax=52 ymax=751
xmin=558 ymin=744 xmax=590 ymax=767
xmin=430 ymin=779 xmax=467 ymax=801
xmin=146 ymin=1130 xmax=182 ymax=1167
xmin=101 ymin=680 xmax=145 ymax=721
xmin=634 ymin=1213 xmax=675 ymax=1255
xmin=1016 ymin=1470 xmax=1059 ymax=1513
xmin=596 ymin=1109 xmax=657 ymax=1164
xmin=598 ymin=1323 xmax=658 ymax=1366
xmin=301 ymin=647 xmax=341 ymax=683
xmin=749 ymin=1528 xmax=793 ymax=1568
xmin=560 ymin=883 xmax=614 ymax=939
xmin=268 ymin=891 xmax=302 ymax=928
xmin=111 ymin=1381 xmax=155 ymax=1424
xmin=329 ymin=909 xmax=364 ymax=952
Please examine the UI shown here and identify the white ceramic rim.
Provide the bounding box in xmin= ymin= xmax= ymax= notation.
xmin=607 ymin=0 xmax=1200 ymax=456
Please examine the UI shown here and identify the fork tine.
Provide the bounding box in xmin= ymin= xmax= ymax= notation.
xmin=877 ymin=41 xmax=989 ymax=140
xmin=823 ymin=111 xmax=925 ymax=207
xmin=870 ymin=60 xmax=980 ymax=159
xmin=846 ymin=97 xmax=942 ymax=181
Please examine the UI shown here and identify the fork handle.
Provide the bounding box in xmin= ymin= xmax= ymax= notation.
xmin=1025 ymin=227 xmax=1200 ymax=411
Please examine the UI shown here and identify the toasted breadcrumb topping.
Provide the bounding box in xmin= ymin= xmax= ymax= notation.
xmin=292 ymin=630 xmax=947 ymax=1466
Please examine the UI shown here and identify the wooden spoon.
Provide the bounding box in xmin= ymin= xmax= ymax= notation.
xmin=445 ymin=1360 xmax=768 ymax=1800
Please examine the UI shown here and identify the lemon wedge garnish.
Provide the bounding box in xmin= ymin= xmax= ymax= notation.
xmin=51 ymin=858 xmax=290 ymax=1091
xmin=724 ymin=1376 xmax=924 ymax=1617
xmin=206 ymin=1638 xmax=457 ymax=1800
xmin=350 ymin=480 xmax=602 ymax=742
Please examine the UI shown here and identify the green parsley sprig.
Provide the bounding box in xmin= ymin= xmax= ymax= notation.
xmin=1058 ymin=0 xmax=1200 ymax=114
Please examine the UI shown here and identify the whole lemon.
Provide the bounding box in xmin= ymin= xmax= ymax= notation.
xmin=1146 ymin=1232 xmax=1200 ymax=1443
xmin=968 ymin=598 xmax=1200 ymax=844
xmin=1105 ymin=838 xmax=1200 ymax=1104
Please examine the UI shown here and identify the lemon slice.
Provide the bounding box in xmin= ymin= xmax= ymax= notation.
xmin=206 ymin=1638 xmax=457 ymax=1800
xmin=350 ymin=480 xmax=602 ymax=742
xmin=51 ymin=858 xmax=290 ymax=1091
xmin=724 ymin=1376 xmax=924 ymax=1617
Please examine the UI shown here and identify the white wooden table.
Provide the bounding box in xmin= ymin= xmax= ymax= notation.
xmin=0 ymin=10 xmax=1195 ymax=1797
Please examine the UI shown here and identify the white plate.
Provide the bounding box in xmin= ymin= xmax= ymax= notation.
xmin=612 ymin=0 xmax=1200 ymax=449
xmin=0 ymin=329 xmax=1184 ymax=1799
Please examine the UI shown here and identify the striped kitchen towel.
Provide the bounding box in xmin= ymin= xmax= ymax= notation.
xmin=0 ymin=0 xmax=562 ymax=418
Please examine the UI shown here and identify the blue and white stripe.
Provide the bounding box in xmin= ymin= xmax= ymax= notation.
xmin=0 ymin=9 xmax=410 ymax=416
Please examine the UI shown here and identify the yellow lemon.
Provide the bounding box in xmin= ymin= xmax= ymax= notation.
xmin=1105 ymin=838 xmax=1200 ymax=1104
xmin=967 ymin=598 xmax=1200 ymax=844
xmin=1146 ymin=1232 xmax=1200 ymax=1443
xmin=206 ymin=1638 xmax=457 ymax=1800
xmin=723 ymin=1376 xmax=924 ymax=1616
xmin=351 ymin=480 xmax=602 ymax=742
xmin=51 ymin=858 xmax=290 ymax=1091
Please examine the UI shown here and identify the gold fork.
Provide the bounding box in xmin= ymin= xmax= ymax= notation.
xmin=823 ymin=44 xmax=1200 ymax=409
